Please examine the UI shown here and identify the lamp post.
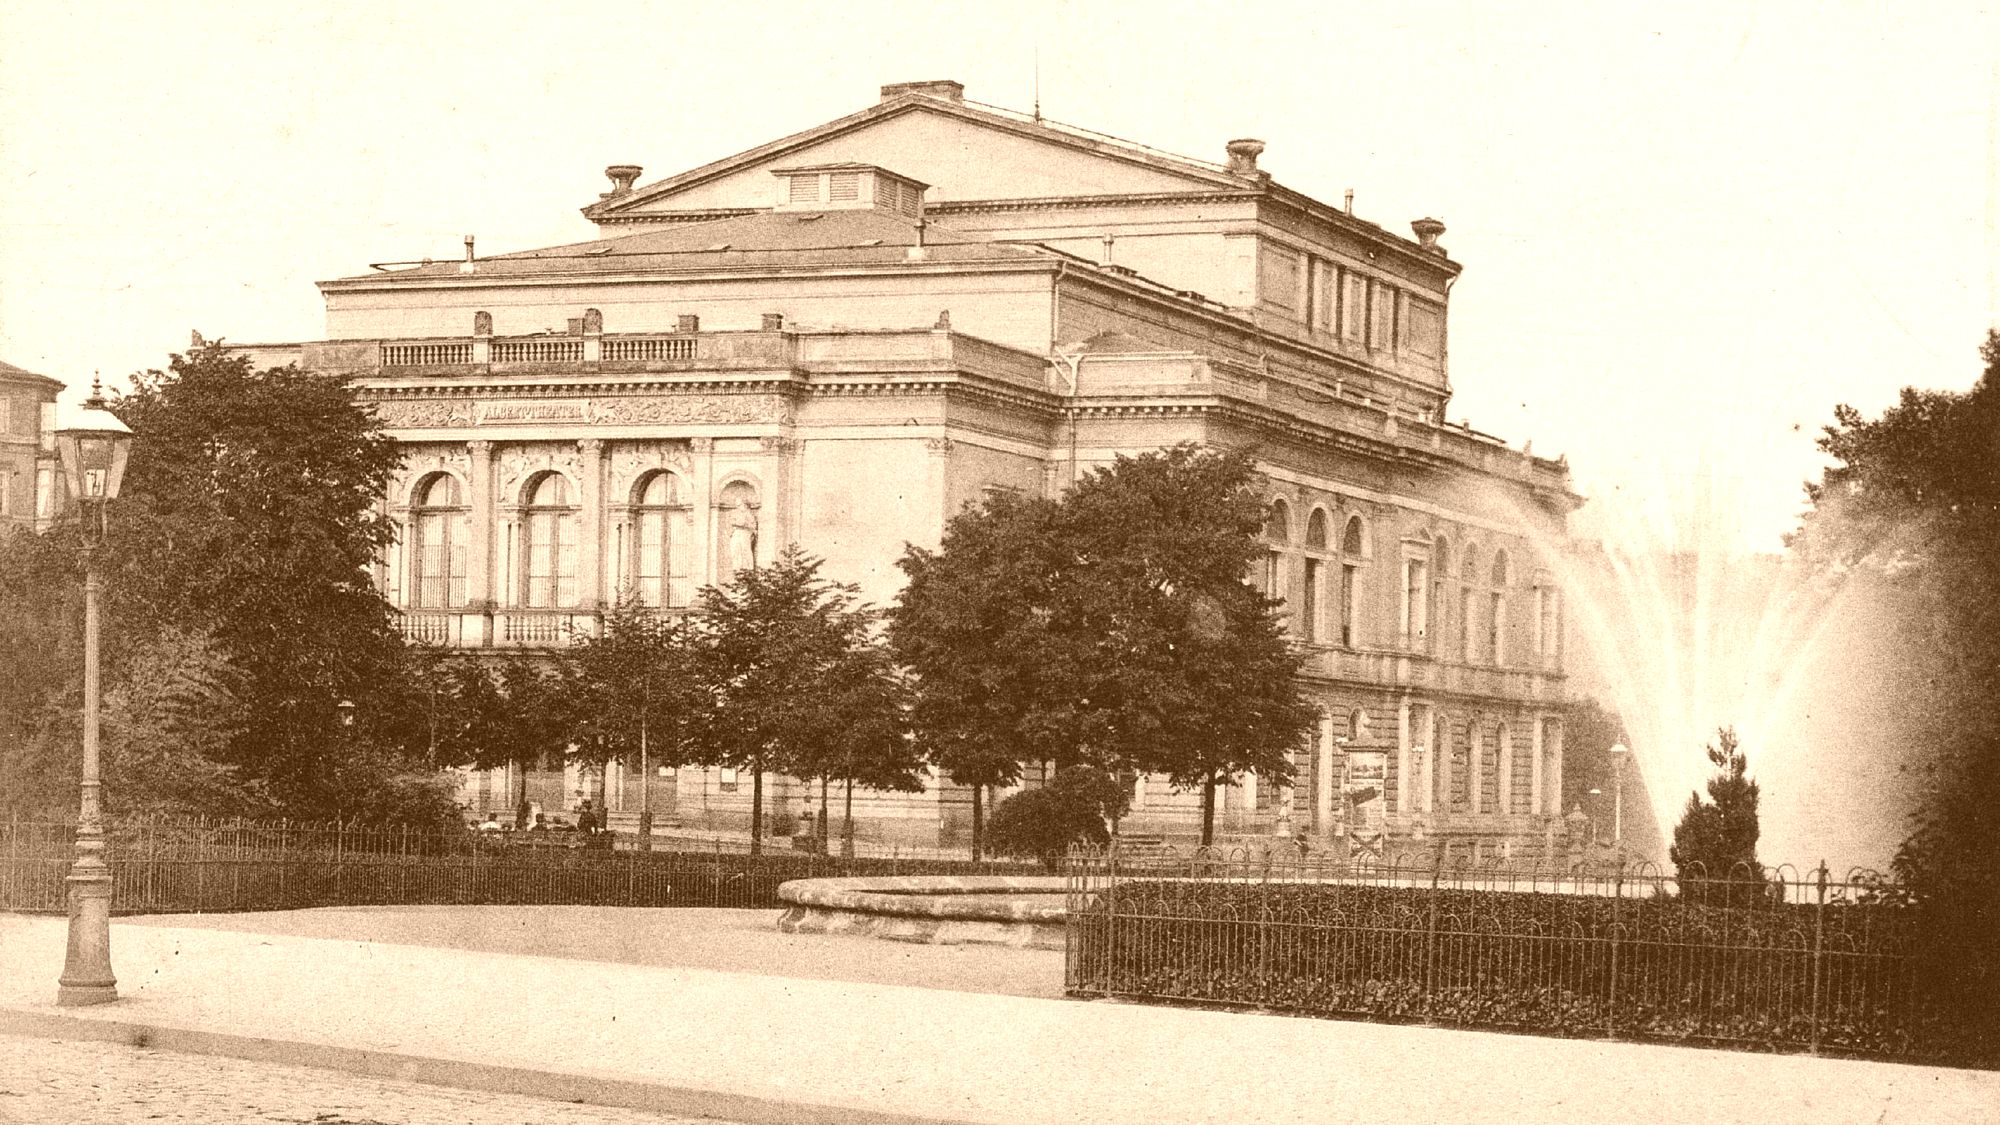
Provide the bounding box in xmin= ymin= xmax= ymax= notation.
xmin=1608 ymin=742 xmax=1628 ymax=849
xmin=1586 ymin=788 xmax=1604 ymax=845
xmin=53 ymin=379 xmax=133 ymax=1007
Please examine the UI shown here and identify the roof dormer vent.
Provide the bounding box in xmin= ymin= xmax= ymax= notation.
xmin=772 ymin=164 xmax=928 ymax=217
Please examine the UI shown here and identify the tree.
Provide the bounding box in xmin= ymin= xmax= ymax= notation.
xmin=1790 ymin=330 xmax=2000 ymax=1060
xmin=559 ymin=598 xmax=705 ymax=846
xmin=694 ymin=545 xmax=903 ymax=855
xmin=987 ymin=766 xmax=1133 ymax=871
xmin=1668 ymin=727 xmax=1765 ymax=902
xmin=103 ymin=342 xmax=433 ymax=819
xmin=893 ymin=444 xmax=1315 ymax=853
xmin=784 ymin=638 xmax=923 ymax=855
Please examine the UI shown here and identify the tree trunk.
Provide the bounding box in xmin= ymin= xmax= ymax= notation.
xmin=512 ymin=760 xmax=531 ymax=829
xmin=750 ymin=762 xmax=764 ymax=857
xmin=637 ymin=719 xmax=652 ymax=852
xmin=817 ymin=776 xmax=830 ymax=854
xmin=842 ymin=777 xmax=855 ymax=859
xmin=1201 ymin=775 xmax=1217 ymax=847
xmin=971 ymin=783 xmax=984 ymax=862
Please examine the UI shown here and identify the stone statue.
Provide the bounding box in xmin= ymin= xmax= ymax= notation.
xmin=726 ymin=499 xmax=759 ymax=577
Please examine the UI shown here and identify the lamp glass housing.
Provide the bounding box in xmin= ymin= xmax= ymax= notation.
xmin=54 ymin=400 xmax=133 ymax=503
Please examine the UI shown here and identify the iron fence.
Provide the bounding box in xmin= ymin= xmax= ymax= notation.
xmin=2 ymin=816 xmax=1036 ymax=915
xmin=1065 ymin=844 xmax=1976 ymax=1066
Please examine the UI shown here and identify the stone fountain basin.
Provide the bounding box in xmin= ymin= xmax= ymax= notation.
xmin=775 ymin=875 xmax=1069 ymax=950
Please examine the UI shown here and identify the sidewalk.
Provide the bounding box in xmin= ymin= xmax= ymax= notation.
xmin=2 ymin=911 xmax=1994 ymax=1125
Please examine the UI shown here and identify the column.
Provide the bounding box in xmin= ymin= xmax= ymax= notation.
xmin=1468 ymin=723 xmax=1483 ymax=815
xmin=1395 ymin=699 xmax=1411 ymax=815
xmin=1546 ymin=721 xmax=1564 ymax=815
xmin=1498 ymin=723 xmax=1514 ymax=816
xmin=578 ymin=439 xmax=605 ymax=611
xmin=1530 ymin=717 xmax=1545 ymax=816
xmin=1434 ymin=712 xmax=1450 ymax=814
xmin=1313 ymin=713 xmax=1335 ymax=836
xmin=1418 ymin=708 xmax=1435 ymax=814
xmin=467 ymin=441 xmax=495 ymax=645
xmin=691 ymin=438 xmax=717 ymax=587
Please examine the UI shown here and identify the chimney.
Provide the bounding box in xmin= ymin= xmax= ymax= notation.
xmin=880 ymin=80 xmax=965 ymax=104
xmin=761 ymin=312 xmax=785 ymax=331
xmin=1411 ymin=217 xmax=1447 ymax=255
xmin=1225 ymin=139 xmax=1266 ymax=177
xmin=676 ymin=314 xmax=700 ymax=334
xmin=460 ymin=234 xmax=476 ymax=274
xmin=602 ymin=164 xmax=643 ymax=198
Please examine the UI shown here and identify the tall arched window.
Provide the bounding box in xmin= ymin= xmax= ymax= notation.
xmin=1459 ymin=546 xmax=1480 ymax=663
xmin=1262 ymin=499 xmax=1292 ymax=608
xmin=522 ymin=472 xmax=578 ymax=608
xmin=630 ymin=471 xmax=681 ymax=607
xmin=1302 ymin=509 xmax=1330 ymax=643
xmin=1430 ymin=538 xmax=1451 ymax=656
xmin=1340 ymin=515 xmax=1367 ymax=647
xmin=410 ymin=473 xmax=468 ymax=607
xmin=1490 ymin=550 xmax=1511 ymax=666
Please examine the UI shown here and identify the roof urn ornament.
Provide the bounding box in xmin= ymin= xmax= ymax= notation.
xmin=1412 ymin=217 xmax=1448 ymax=255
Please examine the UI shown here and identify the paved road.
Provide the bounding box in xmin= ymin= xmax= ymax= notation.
xmin=124 ymin=906 xmax=1066 ymax=998
xmin=0 ymin=1033 xmax=727 ymax=1125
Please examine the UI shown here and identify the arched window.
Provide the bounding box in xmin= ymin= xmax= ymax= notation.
xmin=1430 ymin=538 xmax=1451 ymax=655
xmin=1262 ymin=499 xmax=1292 ymax=605
xmin=410 ymin=473 xmax=468 ymax=608
xmin=522 ymin=472 xmax=578 ymax=608
xmin=1339 ymin=515 xmax=1366 ymax=647
xmin=1490 ymin=550 xmax=1511 ymax=666
xmin=1301 ymin=508 xmax=1330 ymax=643
xmin=630 ymin=471 xmax=681 ymax=607
xmin=1459 ymin=546 xmax=1480 ymax=662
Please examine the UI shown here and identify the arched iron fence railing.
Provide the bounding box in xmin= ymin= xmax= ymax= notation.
xmin=1064 ymin=841 xmax=1975 ymax=1066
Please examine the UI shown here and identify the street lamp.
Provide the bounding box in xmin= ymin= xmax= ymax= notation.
xmin=1608 ymin=742 xmax=1628 ymax=849
xmin=1586 ymin=788 xmax=1604 ymax=845
xmin=53 ymin=378 xmax=133 ymax=1007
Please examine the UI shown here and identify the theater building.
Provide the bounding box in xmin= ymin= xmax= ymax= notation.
xmin=239 ymin=80 xmax=1577 ymax=857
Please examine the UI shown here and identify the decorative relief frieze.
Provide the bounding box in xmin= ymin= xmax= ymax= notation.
xmin=497 ymin=442 xmax=584 ymax=503
xmin=370 ymin=394 xmax=788 ymax=429
xmin=387 ymin=443 xmax=472 ymax=507
xmin=609 ymin=440 xmax=695 ymax=498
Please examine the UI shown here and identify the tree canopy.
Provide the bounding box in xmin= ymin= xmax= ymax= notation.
xmin=1790 ymin=329 xmax=2000 ymax=1057
xmin=893 ymin=444 xmax=1316 ymax=851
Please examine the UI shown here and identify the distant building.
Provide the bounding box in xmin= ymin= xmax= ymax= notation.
xmin=238 ymin=80 xmax=1579 ymax=857
xmin=0 ymin=361 xmax=63 ymax=533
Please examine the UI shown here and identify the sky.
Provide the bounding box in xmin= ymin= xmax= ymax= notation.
xmin=3 ymin=2 xmax=1993 ymax=550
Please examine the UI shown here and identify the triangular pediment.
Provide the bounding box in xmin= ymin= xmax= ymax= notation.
xmin=587 ymin=93 xmax=1249 ymax=223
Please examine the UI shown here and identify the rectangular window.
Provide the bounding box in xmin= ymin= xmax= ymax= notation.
xmin=1340 ymin=563 xmax=1360 ymax=647
xmin=1311 ymin=260 xmax=1336 ymax=332
xmin=1402 ymin=559 xmax=1428 ymax=640
xmin=1340 ymin=271 xmax=1366 ymax=343
xmin=1461 ymin=585 xmax=1475 ymax=662
xmin=1490 ymin=593 xmax=1505 ymax=665
xmin=1369 ymin=282 xmax=1396 ymax=350
xmin=1303 ymin=558 xmax=1323 ymax=643
xmin=0 ymin=471 xmax=11 ymax=517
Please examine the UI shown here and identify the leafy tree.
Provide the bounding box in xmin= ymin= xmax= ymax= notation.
xmin=559 ymin=598 xmax=705 ymax=845
xmin=784 ymin=638 xmax=922 ymax=854
xmin=103 ymin=343 xmax=434 ymax=819
xmin=987 ymin=765 xmax=1133 ymax=871
xmin=1668 ymin=727 xmax=1766 ymax=902
xmin=1790 ymin=330 xmax=2000 ymax=1060
xmin=694 ymin=545 xmax=901 ymax=855
xmin=894 ymin=444 xmax=1314 ymax=852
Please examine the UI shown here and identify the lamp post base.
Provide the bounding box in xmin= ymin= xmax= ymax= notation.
xmin=58 ymin=873 xmax=117 ymax=1006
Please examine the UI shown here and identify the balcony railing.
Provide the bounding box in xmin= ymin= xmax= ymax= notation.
xmin=491 ymin=339 xmax=583 ymax=364
xmin=383 ymin=342 xmax=472 ymax=366
xmin=602 ymin=336 xmax=697 ymax=361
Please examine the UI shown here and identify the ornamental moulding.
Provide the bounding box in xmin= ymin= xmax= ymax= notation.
xmin=372 ymin=394 xmax=790 ymax=429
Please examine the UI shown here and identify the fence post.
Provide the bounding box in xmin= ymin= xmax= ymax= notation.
xmin=1425 ymin=840 xmax=1443 ymax=1019
xmin=1810 ymin=862 xmax=1827 ymax=1053
xmin=1607 ymin=864 xmax=1622 ymax=1039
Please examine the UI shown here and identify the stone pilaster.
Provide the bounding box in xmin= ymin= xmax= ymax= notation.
xmin=578 ymin=439 xmax=605 ymax=608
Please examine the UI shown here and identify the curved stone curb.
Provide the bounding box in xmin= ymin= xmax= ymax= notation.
xmin=776 ymin=876 xmax=1071 ymax=949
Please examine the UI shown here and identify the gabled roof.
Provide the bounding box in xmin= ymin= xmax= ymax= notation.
xmin=584 ymin=86 xmax=1248 ymax=223
xmin=323 ymin=209 xmax=1050 ymax=287
xmin=0 ymin=360 xmax=64 ymax=391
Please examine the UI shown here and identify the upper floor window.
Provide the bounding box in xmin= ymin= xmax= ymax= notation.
xmin=522 ymin=472 xmax=578 ymax=608
xmin=631 ymin=470 xmax=684 ymax=608
xmin=1262 ymin=498 xmax=1292 ymax=611
xmin=1459 ymin=547 xmax=1480 ymax=663
xmin=1431 ymin=538 xmax=1451 ymax=654
xmin=1302 ymin=508 xmax=1330 ymax=644
xmin=1489 ymin=550 xmax=1511 ymax=666
xmin=410 ymin=473 xmax=468 ymax=608
xmin=1402 ymin=555 xmax=1429 ymax=642
xmin=1339 ymin=515 xmax=1367 ymax=647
